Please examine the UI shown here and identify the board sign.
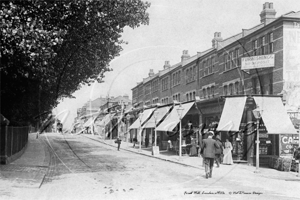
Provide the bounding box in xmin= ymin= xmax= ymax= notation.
xmin=241 ymin=54 xmax=275 ymax=70
xmin=280 ymin=134 xmax=299 ymax=156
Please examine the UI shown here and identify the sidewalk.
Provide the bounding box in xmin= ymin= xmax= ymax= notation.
xmin=82 ymin=134 xmax=300 ymax=181
xmin=0 ymin=133 xmax=50 ymax=188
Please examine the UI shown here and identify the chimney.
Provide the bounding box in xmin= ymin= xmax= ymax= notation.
xmin=212 ymin=32 xmax=222 ymax=49
xmin=163 ymin=61 xmax=171 ymax=69
xmin=181 ymin=50 xmax=190 ymax=62
xmin=260 ymin=2 xmax=276 ymax=25
xmin=148 ymin=69 xmax=154 ymax=77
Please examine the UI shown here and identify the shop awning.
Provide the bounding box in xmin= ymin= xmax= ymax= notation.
xmin=83 ymin=117 xmax=94 ymax=127
xmin=98 ymin=113 xmax=116 ymax=127
xmin=156 ymin=102 xmax=194 ymax=132
xmin=143 ymin=106 xmax=172 ymax=128
xmin=217 ymin=97 xmax=247 ymax=132
xmin=253 ymin=96 xmax=297 ymax=134
xmin=129 ymin=108 xmax=155 ymax=129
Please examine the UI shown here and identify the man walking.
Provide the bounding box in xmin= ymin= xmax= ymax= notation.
xmin=115 ymin=137 xmax=122 ymax=151
xmin=202 ymin=131 xmax=220 ymax=179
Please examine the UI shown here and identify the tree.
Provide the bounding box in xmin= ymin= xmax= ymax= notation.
xmin=0 ymin=0 xmax=150 ymax=125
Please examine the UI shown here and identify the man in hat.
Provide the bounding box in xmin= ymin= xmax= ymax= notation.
xmin=202 ymin=131 xmax=220 ymax=179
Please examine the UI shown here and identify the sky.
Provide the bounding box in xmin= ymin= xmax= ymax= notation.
xmin=54 ymin=0 xmax=300 ymax=129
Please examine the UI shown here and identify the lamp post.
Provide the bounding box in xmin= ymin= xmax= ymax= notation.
xmin=138 ymin=112 xmax=143 ymax=152
xmin=252 ymin=106 xmax=262 ymax=173
xmin=177 ymin=104 xmax=184 ymax=158
xmin=152 ymin=110 xmax=159 ymax=155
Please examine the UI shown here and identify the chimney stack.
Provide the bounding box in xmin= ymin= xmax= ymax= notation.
xmin=260 ymin=2 xmax=276 ymax=25
xmin=148 ymin=69 xmax=154 ymax=77
xmin=163 ymin=61 xmax=171 ymax=69
xmin=212 ymin=32 xmax=222 ymax=49
xmin=181 ymin=50 xmax=190 ymax=62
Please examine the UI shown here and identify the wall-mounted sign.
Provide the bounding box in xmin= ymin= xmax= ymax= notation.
xmin=241 ymin=54 xmax=275 ymax=70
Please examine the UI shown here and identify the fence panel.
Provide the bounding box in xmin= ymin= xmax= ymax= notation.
xmin=0 ymin=126 xmax=29 ymax=164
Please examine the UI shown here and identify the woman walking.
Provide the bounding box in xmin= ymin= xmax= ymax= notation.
xmin=223 ymin=139 xmax=233 ymax=165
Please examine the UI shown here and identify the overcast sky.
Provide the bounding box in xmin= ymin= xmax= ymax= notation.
xmin=54 ymin=0 xmax=300 ymax=129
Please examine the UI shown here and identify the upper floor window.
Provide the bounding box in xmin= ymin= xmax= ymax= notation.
xmin=253 ymin=40 xmax=258 ymax=56
xmin=229 ymin=83 xmax=233 ymax=95
xmin=172 ymin=70 xmax=181 ymax=87
xmin=162 ymin=77 xmax=169 ymax=91
xmin=223 ymin=85 xmax=228 ymax=96
xmin=235 ymin=82 xmax=239 ymax=94
xmin=268 ymin=32 xmax=274 ymax=53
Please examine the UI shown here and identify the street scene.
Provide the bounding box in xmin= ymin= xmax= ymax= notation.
xmin=1 ymin=0 xmax=300 ymax=200
xmin=0 ymin=132 xmax=299 ymax=200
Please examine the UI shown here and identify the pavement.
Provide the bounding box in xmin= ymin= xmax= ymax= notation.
xmin=1 ymin=132 xmax=299 ymax=189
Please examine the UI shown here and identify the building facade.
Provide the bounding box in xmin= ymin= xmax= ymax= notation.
xmin=130 ymin=3 xmax=300 ymax=164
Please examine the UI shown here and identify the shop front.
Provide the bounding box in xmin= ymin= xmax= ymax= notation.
xmin=217 ymin=95 xmax=297 ymax=166
xmin=155 ymin=101 xmax=200 ymax=154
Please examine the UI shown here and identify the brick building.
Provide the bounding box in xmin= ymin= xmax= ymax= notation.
xmin=130 ymin=3 xmax=300 ymax=164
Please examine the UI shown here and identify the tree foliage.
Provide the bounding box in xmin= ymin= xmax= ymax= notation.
xmin=0 ymin=0 xmax=150 ymax=125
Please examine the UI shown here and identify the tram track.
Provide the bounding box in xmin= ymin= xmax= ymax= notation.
xmin=40 ymin=134 xmax=93 ymax=187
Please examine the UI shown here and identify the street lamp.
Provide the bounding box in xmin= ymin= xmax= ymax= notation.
xmin=152 ymin=110 xmax=159 ymax=155
xmin=138 ymin=112 xmax=143 ymax=152
xmin=252 ymin=106 xmax=262 ymax=173
xmin=177 ymin=104 xmax=184 ymax=157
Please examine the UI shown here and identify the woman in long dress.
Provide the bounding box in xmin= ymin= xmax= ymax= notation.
xmin=223 ymin=139 xmax=233 ymax=165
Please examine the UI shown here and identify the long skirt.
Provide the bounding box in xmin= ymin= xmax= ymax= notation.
xmin=223 ymin=148 xmax=233 ymax=165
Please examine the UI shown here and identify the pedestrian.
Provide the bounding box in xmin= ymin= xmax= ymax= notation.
xmin=115 ymin=137 xmax=121 ymax=151
xmin=214 ymin=134 xmax=223 ymax=167
xmin=223 ymin=139 xmax=233 ymax=165
xmin=145 ymin=137 xmax=149 ymax=148
xmin=133 ymin=137 xmax=137 ymax=148
xmin=294 ymin=147 xmax=300 ymax=161
xmin=201 ymin=131 xmax=220 ymax=179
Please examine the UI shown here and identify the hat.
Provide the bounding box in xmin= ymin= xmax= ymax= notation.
xmin=208 ymin=131 xmax=214 ymax=136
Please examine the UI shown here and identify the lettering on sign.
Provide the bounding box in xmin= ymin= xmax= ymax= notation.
xmin=280 ymin=134 xmax=299 ymax=156
xmin=241 ymin=54 xmax=275 ymax=70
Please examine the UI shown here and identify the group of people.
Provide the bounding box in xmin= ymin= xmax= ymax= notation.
xmin=201 ymin=131 xmax=233 ymax=179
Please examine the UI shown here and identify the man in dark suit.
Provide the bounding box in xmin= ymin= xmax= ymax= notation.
xmin=202 ymin=131 xmax=220 ymax=179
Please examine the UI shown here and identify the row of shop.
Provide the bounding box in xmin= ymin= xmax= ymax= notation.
xmin=127 ymin=95 xmax=298 ymax=166
xmin=74 ymin=95 xmax=299 ymax=166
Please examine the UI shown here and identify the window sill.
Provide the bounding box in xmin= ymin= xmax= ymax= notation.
xmin=201 ymin=72 xmax=215 ymax=78
xmin=220 ymin=66 xmax=239 ymax=74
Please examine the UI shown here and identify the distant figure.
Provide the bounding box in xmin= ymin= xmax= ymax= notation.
xmin=202 ymin=131 xmax=220 ymax=179
xmin=145 ymin=137 xmax=149 ymax=148
xmin=294 ymin=147 xmax=300 ymax=161
xmin=133 ymin=137 xmax=137 ymax=148
xmin=214 ymin=135 xmax=223 ymax=167
xmin=223 ymin=139 xmax=233 ymax=165
xmin=115 ymin=137 xmax=122 ymax=151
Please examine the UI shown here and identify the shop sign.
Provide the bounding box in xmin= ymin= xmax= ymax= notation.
xmin=280 ymin=134 xmax=299 ymax=156
xmin=241 ymin=54 xmax=275 ymax=70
